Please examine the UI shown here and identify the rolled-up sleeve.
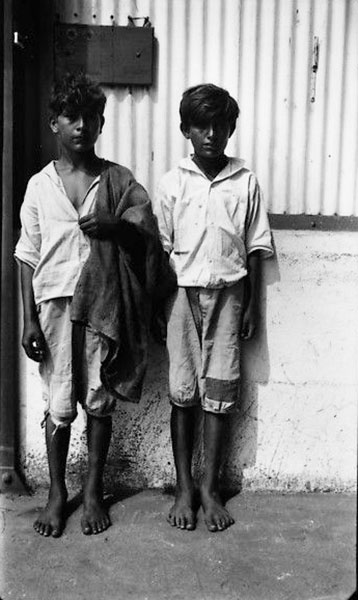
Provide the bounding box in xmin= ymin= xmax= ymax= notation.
xmin=153 ymin=177 xmax=175 ymax=255
xmin=245 ymin=174 xmax=274 ymax=259
xmin=14 ymin=179 xmax=41 ymax=269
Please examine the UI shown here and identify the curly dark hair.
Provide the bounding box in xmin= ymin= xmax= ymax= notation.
xmin=48 ymin=72 xmax=107 ymax=118
xmin=179 ymin=84 xmax=239 ymax=135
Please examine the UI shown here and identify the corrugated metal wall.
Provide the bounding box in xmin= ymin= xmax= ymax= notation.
xmin=55 ymin=0 xmax=358 ymax=216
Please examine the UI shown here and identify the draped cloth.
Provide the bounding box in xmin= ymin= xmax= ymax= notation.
xmin=71 ymin=162 xmax=176 ymax=403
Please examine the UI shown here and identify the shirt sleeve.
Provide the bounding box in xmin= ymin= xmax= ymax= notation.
xmin=14 ymin=178 xmax=41 ymax=269
xmin=152 ymin=174 xmax=175 ymax=255
xmin=245 ymin=174 xmax=274 ymax=259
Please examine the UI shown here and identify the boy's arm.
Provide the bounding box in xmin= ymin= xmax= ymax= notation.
xmin=240 ymin=250 xmax=261 ymax=341
xmin=20 ymin=262 xmax=46 ymax=362
xmin=240 ymin=173 xmax=273 ymax=340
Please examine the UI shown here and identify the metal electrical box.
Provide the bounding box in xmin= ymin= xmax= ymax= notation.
xmin=54 ymin=23 xmax=154 ymax=85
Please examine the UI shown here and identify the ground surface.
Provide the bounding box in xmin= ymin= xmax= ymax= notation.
xmin=0 ymin=489 xmax=356 ymax=600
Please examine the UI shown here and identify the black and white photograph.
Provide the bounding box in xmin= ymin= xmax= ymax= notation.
xmin=0 ymin=1 xmax=356 ymax=599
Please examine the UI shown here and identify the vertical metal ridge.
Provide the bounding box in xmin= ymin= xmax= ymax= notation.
xmin=186 ymin=0 xmax=204 ymax=87
xmin=286 ymin=0 xmax=297 ymax=214
xmin=335 ymin=0 xmax=358 ymax=216
xmin=182 ymin=0 xmax=190 ymax=91
xmin=251 ymin=0 xmax=261 ymax=173
xmin=319 ymin=0 xmax=333 ymax=215
xmin=219 ymin=0 xmax=226 ymax=84
xmin=335 ymin=0 xmax=349 ymax=216
xmin=302 ymin=1 xmax=315 ymax=215
xmin=167 ymin=0 xmax=176 ymax=169
xmin=237 ymin=0 xmax=245 ymax=161
xmin=267 ymin=0 xmax=280 ymax=212
xmin=201 ymin=0 xmax=208 ymax=81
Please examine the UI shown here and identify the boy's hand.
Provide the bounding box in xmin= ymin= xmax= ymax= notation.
xmin=22 ymin=320 xmax=46 ymax=362
xmin=240 ymin=303 xmax=259 ymax=341
xmin=78 ymin=212 xmax=119 ymax=239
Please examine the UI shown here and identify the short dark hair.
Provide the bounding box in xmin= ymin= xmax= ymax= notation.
xmin=179 ymin=84 xmax=239 ymax=135
xmin=48 ymin=73 xmax=107 ymax=118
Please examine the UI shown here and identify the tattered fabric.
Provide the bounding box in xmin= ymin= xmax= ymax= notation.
xmin=71 ymin=162 xmax=176 ymax=403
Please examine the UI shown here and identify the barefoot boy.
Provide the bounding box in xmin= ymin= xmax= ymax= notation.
xmin=153 ymin=84 xmax=273 ymax=532
xmin=15 ymin=73 xmax=171 ymax=537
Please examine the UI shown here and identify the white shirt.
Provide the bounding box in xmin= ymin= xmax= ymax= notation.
xmin=14 ymin=161 xmax=100 ymax=304
xmin=153 ymin=156 xmax=274 ymax=288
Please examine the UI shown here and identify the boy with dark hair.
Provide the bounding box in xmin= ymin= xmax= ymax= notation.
xmin=153 ymin=83 xmax=273 ymax=532
xmin=15 ymin=73 xmax=173 ymax=538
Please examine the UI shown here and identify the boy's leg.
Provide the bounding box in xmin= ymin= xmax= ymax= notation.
xmin=34 ymin=298 xmax=76 ymax=538
xmin=198 ymin=284 xmax=243 ymax=532
xmin=168 ymin=404 xmax=197 ymax=530
xmin=200 ymin=411 xmax=234 ymax=532
xmin=33 ymin=417 xmax=70 ymax=537
xmin=75 ymin=322 xmax=115 ymax=535
xmin=166 ymin=289 xmax=202 ymax=530
xmin=81 ymin=414 xmax=112 ymax=535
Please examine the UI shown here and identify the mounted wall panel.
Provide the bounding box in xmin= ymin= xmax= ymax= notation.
xmin=53 ymin=0 xmax=358 ymax=217
xmin=54 ymin=23 xmax=154 ymax=84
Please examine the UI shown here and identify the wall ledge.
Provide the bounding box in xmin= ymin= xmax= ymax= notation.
xmin=269 ymin=214 xmax=358 ymax=231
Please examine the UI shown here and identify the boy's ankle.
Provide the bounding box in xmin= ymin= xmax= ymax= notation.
xmin=48 ymin=484 xmax=68 ymax=501
xmin=176 ymin=481 xmax=195 ymax=495
xmin=200 ymin=481 xmax=220 ymax=496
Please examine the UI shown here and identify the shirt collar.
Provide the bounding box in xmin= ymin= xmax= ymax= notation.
xmin=42 ymin=161 xmax=64 ymax=187
xmin=179 ymin=155 xmax=247 ymax=182
xmin=41 ymin=160 xmax=101 ymax=192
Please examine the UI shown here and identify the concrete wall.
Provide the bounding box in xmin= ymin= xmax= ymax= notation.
xmin=18 ymin=230 xmax=358 ymax=492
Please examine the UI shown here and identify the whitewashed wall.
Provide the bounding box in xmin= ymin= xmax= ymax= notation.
xmin=55 ymin=0 xmax=358 ymax=215
xmin=20 ymin=231 xmax=358 ymax=491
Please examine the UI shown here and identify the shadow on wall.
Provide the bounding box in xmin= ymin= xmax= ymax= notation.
xmin=107 ymin=340 xmax=172 ymax=490
xmin=107 ymin=239 xmax=280 ymax=493
xmin=222 ymin=238 xmax=281 ymax=492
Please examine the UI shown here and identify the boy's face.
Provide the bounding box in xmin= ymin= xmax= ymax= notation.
xmin=50 ymin=109 xmax=104 ymax=153
xmin=181 ymin=119 xmax=231 ymax=160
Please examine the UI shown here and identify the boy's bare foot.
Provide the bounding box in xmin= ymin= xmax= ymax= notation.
xmin=81 ymin=488 xmax=111 ymax=535
xmin=33 ymin=487 xmax=67 ymax=538
xmin=200 ymin=486 xmax=234 ymax=532
xmin=167 ymin=488 xmax=197 ymax=530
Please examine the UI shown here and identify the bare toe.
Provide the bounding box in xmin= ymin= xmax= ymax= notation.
xmin=81 ymin=500 xmax=111 ymax=536
xmin=33 ymin=494 xmax=66 ymax=538
xmin=81 ymin=518 xmax=92 ymax=535
xmin=206 ymin=522 xmax=218 ymax=532
xmin=166 ymin=510 xmax=177 ymax=527
xmin=167 ymin=492 xmax=196 ymax=531
xmin=51 ymin=527 xmax=62 ymax=538
xmin=33 ymin=515 xmax=64 ymax=538
xmin=201 ymin=487 xmax=234 ymax=533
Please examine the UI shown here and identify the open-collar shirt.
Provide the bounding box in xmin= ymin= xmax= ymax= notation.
xmin=15 ymin=161 xmax=100 ymax=304
xmin=153 ymin=156 xmax=273 ymax=288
